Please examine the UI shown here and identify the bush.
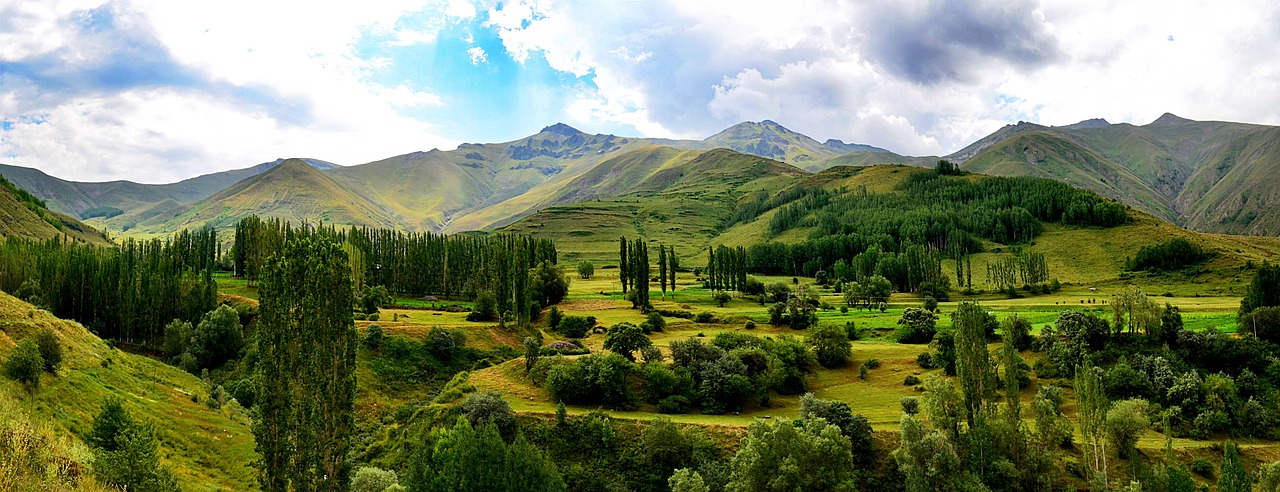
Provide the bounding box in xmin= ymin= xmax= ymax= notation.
xmin=352 ymin=467 xmax=400 ymax=492
xmin=162 ymin=319 xmax=192 ymax=358
xmin=658 ymin=395 xmax=691 ymax=414
xmin=577 ymin=260 xmax=595 ymax=279
xmin=808 ymin=324 xmax=852 ymax=368
xmin=916 ymin=352 xmax=935 ymax=369
xmin=460 ymin=390 xmax=517 ymax=437
xmin=896 ymin=308 xmax=938 ymax=344
xmin=714 ymin=291 xmax=732 ymax=307
xmin=1190 ymin=459 xmax=1214 ymax=478
xmin=4 ymin=338 xmax=43 ymax=389
xmin=900 ymin=396 xmax=920 ymax=415
xmin=354 ymin=313 xmax=367 ymax=321
xmin=646 ymin=311 xmax=666 ymax=331
xmin=368 ymin=313 xmax=380 ymax=322
xmin=33 ymin=328 xmax=62 ymax=372
xmin=363 ymin=324 xmax=384 ymax=349
xmin=844 ymin=322 xmax=860 ymax=341
xmin=904 ymin=375 xmax=921 ymax=386
xmin=558 ymin=315 xmax=594 ymax=338
xmin=694 ymin=312 xmax=714 ymax=323
xmin=864 ymin=358 xmax=880 ymax=369
xmin=922 ymin=296 xmax=938 ymax=312
xmin=744 ymin=321 xmax=756 ymax=330
xmin=548 ymin=306 xmax=562 ymax=330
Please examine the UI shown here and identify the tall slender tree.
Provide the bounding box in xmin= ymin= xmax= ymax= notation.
xmin=255 ymin=232 xmax=358 ymax=492
xmin=659 ymin=245 xmax=668 ymax=299
xmin=619 ymin=237 xmax=629 ymax=294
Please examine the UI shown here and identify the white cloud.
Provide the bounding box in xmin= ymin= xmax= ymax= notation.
xmin=467 ymin=46 xmax=487 ymax=64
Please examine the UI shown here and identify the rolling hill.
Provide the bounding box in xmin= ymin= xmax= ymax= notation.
xmin=138 ymin=158 xmax=403 ymax=233
xmin=0 ymin=174 xmax=112 ymax=245
xmin=961 ymin=114 xmax=1280 ymax=234
xmin=499 ymin=147 xmax=808 ymax=260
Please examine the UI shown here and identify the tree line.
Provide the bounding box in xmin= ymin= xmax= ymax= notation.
xmin=0 ymin=228 xmax=218 ymax=347
xmin=233 ymin=216 xmax=560 ymax=328
xmin=740 ymin=169 xmax=1122 ymax=287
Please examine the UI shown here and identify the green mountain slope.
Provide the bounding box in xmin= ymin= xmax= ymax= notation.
xmin=0 ymin=291 xmax=257 ymax=490
xmin=136 ymin=158 xmax=402 ymax=234
xmin=958 ymin=114 xmax=1280 ymax=234
xmin=0 ymin=174 xmax=112 ymax=245
xmin=962 ymin=131 xmax=1178 ymax=221
xmin=500 ymin=148 xmax=808 ymax=260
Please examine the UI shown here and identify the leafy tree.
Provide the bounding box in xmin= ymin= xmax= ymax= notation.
xmin=1002 ymin=314 xmax=1032 ymax=352
xmin=1105 ymin=398 xmax=1149 ymax=460
xmin=726 ymin=418 xmax=855 ymax=492
xmin=531 ymin=260 xmax=570 ymax=307
xmin=547 ymin=306 xmax=562 ymax=330
xmin=893 ymin=412 xmax=966 ymax=492
xmin=471 ymin=291 xmax=498 ymax=322
xmin=162 ymin=319 xmax=193 ymax=358
xmin=800 ymin=393 xmax=874 ymax=468
xmin=33 ymin=327 xmax=62 ymax=372
xmin=88 ymin=398 xmax=179 ymax=492
xmin=460 ymin=390 xmax=517 ymax=439
xmin=603 ymin=322 xmax=652 ymax=362
xmin=864 ymin=275 xmax=892 ymax=306
xmin=523 ymin=336 xmax=540 ymax=372
xmin=1239 ymin=306 xmax=1280 ymax=343
xmin=352 ymin=466 xmax=399 ymax=492
xmin=191 ymin=304 xmax=244 ymax=370
xmin=577 ymin=260 xmax=594 ymax=279
xmin=556 ymin=315 xmax=593 ymax=338
xmin=765 ymin=281 xmax=791 ymax=303
xmin=407 ymin=418 xmax=565 ymax=492
xmin=897 ymin=307 xmax=938 ymax=344
xmin=364 ymin=324 xmax=384 ymax=350
xmin=1240 ymin=261 xmax=1280 ymax=316
xmin=93 ymin=420 xmax=181 ymax=492
xmin=1218 ymin=442 xmax=1251 ymax=492
xmin=89 ymin=397 xmax=136 ymax=451
xmin=669 ymin=468 xmax=709 ymax=492
xmin=4 ymin=337 xmax=43 ymax=390
xmin=427 ymin=327 xmax=459 ymax=360
xmin=360 ymin=285 xmax=390 ymax=315
xmin=1257 ymin=461 xmax=1280 ymax=492
xmin=1075 ymin=365 xmax=1110 ymax=489
xmin=807 ymin=323 xmax=852 ymax=368
xmin=254 ymin=233 xmax=358 ymax=491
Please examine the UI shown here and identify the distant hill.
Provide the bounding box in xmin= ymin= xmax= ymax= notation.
xmin=8 ymin=115 xmax=1280 ymax=237
xmin=960 ymin=114 xmax=1280 ymax=235
xmin=140 ymin=158 xmax=402 ymax=233
xmin=0 ymin=159 xmax=339 ymax=220
xmin=0 ymin=174 xmax=111 ymax=245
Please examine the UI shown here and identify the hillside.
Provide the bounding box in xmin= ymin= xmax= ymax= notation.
xmin=0 ymin=174 xmax=112 ymax=245
xmin=142 ymin=158 xmax=403 ymax=233
xmin=500 ymin=148 xmax=808 ymax=261
xmin=0 ymin=291 xmax=257 ymax=490
xmin=962 ymin=131 xmax=1178 ymax=221
xmin=959 ymin=114 xmax=1280 ymax=235
xmin=0 ymin=159 xmax=339 ymax=221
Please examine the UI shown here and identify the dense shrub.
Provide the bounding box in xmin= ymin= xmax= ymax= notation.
xmin=33 ymin=328 xmax=62 ymax=372
xmin=363 ymin=324 xmax=384 ymax=349
xmin=557 ymin=315 xmax=596 ymax=338
xmin=4 ymin=338 xmax=43 ymax=389
xmin=896 ymin=308 xmax=938 ymax=344
xmin=808 ymin=324 xmax=852 ymax=368
xmin=904 ymin=375 xmax=921 ymax=386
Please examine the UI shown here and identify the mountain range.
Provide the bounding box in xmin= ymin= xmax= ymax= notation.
xmin=2 ymin=114 xmax=1278 ymax=239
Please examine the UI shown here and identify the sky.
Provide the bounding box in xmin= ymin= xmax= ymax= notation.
xmin=2 ymin=0 xmax=1279 ymax=183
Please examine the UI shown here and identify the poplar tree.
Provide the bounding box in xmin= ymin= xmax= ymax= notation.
xmin=619 ymin=238 xmax=629 ymax=293
xmin=255 ymin=232 xmax=357 ymax=492
xmin=659 ymin=245 xmax=668 ymax=299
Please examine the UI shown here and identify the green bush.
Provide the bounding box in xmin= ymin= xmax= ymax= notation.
xmin=694 ymin=312 xmax=714 ymax=323
xmin=744 ymin=321 xmax=756 ymax=330
xmin=915 ymin=352 xmax=934 ymax=369
xmin=904 ymin=375 xmax=921 ymax=386
xmin=354 ymin=313 xmax=368 ymax=321
xmin=864 ymin=358 xmax=880 ymax=369
xmin=558 ymin=315 xmax=594 ymax=338
xmin=4 ymin=338 xmax=43 ymax=389
xmin=33 ymin=328 xmax=62 ymax=372
xmin=363 ymin=324 xmax=384 ymax=349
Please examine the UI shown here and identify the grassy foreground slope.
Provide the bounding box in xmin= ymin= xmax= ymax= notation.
xmin=0 ymin=292 xmax=258 ymax=490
